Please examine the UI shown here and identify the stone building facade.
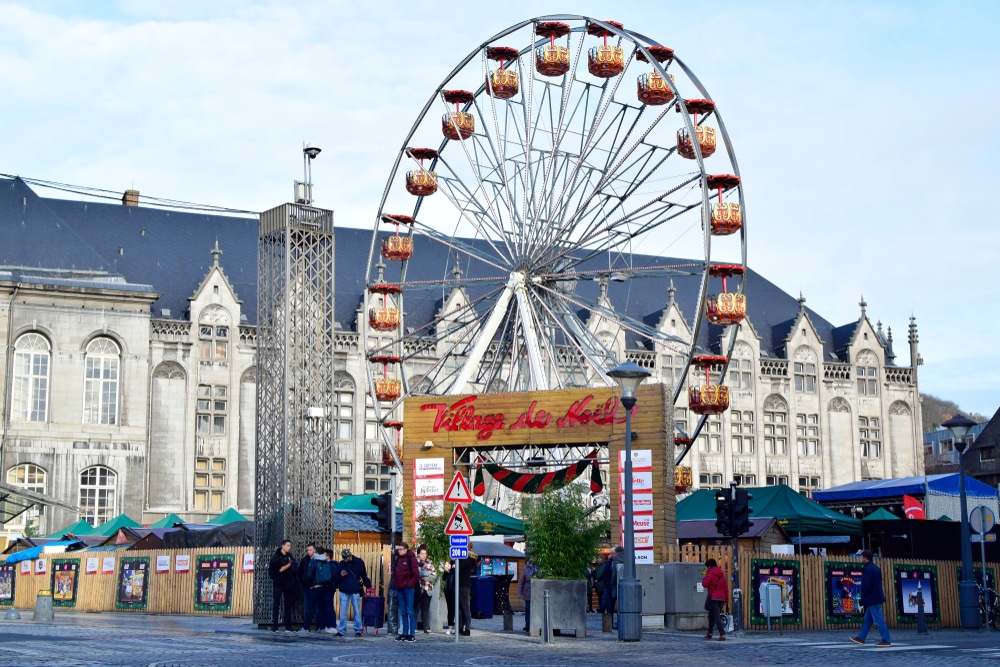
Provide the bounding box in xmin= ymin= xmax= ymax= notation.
xmin=0 ymin=176 xmax=923 ymax=536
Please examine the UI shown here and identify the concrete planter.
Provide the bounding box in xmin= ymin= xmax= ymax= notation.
xmin=529 ymin=579 xmax=587 ymax=638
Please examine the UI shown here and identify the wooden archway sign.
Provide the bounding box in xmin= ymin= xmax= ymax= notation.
xmin=402 ymin=384 xmax=676 ymax=562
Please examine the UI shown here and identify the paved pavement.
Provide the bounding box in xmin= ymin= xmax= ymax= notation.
xmin=2 ymin=611 xmax=1000 ymax=666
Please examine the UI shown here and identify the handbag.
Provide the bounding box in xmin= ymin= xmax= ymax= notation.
xmin=704 ymin=594 xmax=712 ymax=612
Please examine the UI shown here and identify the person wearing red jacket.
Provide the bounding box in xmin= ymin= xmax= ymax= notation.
xmin=702 ymin=558 xmax=728 ymax=641
xmin=391 ymin=543 xmax=420 ymax=642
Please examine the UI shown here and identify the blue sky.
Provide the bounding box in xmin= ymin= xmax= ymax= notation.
xmin=1 ymin=1 xmax=998 ymax=416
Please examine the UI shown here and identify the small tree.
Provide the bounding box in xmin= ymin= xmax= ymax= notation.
xmin=521 ymin=484 xmax=608 ymax=580
xmin=414 ymin=507 xmax=450 ymax=570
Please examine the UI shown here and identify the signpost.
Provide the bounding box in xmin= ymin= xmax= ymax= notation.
xmin=971 ymin=505 xmax=996 ymax=628
xmin=444 ymin=471 xmax=473 ymax=643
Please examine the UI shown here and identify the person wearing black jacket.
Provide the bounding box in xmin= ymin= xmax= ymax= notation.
xmin=268 ymin=539 xmax=297 ymax=632
xmin=296 ymin=544 xmax=321 ymax=632
xmin=336 ymin=549 xmax=372 ymax=637
xmin=457 ymin=549 xmax=476 ymax=636
xmin=442 ymin=561 xmax=456 ymax=634
xmin=851 ymin=550 xmax=891 ymax=647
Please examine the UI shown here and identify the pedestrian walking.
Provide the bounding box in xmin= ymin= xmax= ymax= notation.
xmin=457 ymin=546 xmax=476 ymax=636
xmin=593 ymin=559 xmax=606 ymax=614
xmin=517 ymin=559 xmax=538 ymax=633
xmin=586 ymin=564 xmax=596 ymax=613
xmin=702 ymin=558 xmax=728 ymax=641
xmin=416 ymin=545 xmax=437 ymax=634
xmin=297 ymin=544 xmax=320 ymax=632
xmin=850 ymin=550 xmax=891 ymax=647
xmin=391 ymin=542 xmax=420 ymax=643
xmin=336 ymin=548 xmax=371 ymax=637
xmin=599 ymin=551 xmax=615 ymax=614
xmin=267 ymin=539 xmax=297 ymax=633
xmin=442 ymin=561 xmax=456 ymax=634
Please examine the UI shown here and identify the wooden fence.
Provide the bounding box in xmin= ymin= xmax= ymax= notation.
xmin=2 ymin=544 xmax=393 ymax=618
xmin=659 ymin=544 xmax=975 ymax=630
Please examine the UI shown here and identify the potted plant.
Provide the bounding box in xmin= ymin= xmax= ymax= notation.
xmin=521 ymin=484 xmax=608 ymax=638
xmin=414 ymin=508 xmax=449 ymax=632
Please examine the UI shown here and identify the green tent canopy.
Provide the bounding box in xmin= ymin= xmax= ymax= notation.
xmin=206 ymin=508 xmax=250 ymax=525
xmin=677 ymin=486 xmax=862 ymax=536
xmin=863 ymin=508 xmax=899 ymax=521
xmin=468 ymin=501 xmax=524 ymax=536
xmin=148 ymin=513 xmax=186 ymax=529
xmin=87 ymin=514 xmax=143 ymax=537
xmin=335 ymin=494 xmax=380 ymax=512
xmin=45 ymin=518 xmax=96 ymax=538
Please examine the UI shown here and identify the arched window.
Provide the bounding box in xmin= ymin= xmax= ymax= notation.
xmin=12 ymin=333 xmax=50 ymax=422
xmin=6 ymin=464 xmax=46 ymax=528
xmin=334 ymin=373 xmax=355 ymax=441
xmin=84 ymin=337 xmax=120 ymax=425
xmin=198 ymin=307 xmax=230 ymax=361
xmin=763 ymin=395 xmax=789 ymax=455
xmin=79 ymin=466 xmax=117 ymax=526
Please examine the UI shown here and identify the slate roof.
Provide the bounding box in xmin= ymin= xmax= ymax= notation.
xmin=333 ymin=508 xmax=403 ymax=533
xmin=0 ymin=176 xmax=873 ymax=361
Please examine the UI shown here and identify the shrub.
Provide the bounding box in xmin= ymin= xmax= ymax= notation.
xmin=521 ymin=484 xmax=608 ymax=580
xmin=414 ymin=507 xmax=450 ymax=569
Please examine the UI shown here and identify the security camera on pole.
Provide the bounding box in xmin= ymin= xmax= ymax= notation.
xmin=445 ymin=470 xmax=474 ymax=643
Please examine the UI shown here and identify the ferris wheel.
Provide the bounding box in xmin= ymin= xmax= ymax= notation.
xmin=364 ymin=16 xmax=747 ymax=465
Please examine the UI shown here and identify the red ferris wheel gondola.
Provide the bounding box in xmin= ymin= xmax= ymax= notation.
xmin=586 ymin=21 xmax=625 ymax=78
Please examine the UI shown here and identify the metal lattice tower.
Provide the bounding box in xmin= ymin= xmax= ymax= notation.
xmin=254 ymin=203 xmax=335 ymax=625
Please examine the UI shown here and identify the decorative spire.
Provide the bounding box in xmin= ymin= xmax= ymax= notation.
xmin=859 ymin=295 xmax=867 ymax=317
xmin=797 ymin=292 xmax=806 ymax=313
xmin=375 ymin=261 xmax=386 ymax=283
xmin=908 ymin=315 xmax=918 ymax=344
xmin=452 ymin=258 xmax=463 ymax=280
xmin=876 ymin=320 xmax=884 ymax=337
xmin=210 ymin=240 xmax=222 ymax=267
xmin=887 ymin=326 xmax=893 ymax=346
xmin=885 ymin=326 xmax=896 ymax=364
xmin=599 ymin=275 xmax=609 ymax=301
xmin=667 ymin=279 xmax=676 ymax=305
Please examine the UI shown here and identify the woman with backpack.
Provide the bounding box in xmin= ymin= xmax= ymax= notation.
xmin=702 ymin=558 xmax=728 ymax=641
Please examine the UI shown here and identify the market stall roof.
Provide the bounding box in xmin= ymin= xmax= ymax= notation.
xmin=162 ymin=521 xmax=254 ymax=548
xmin=471 ymin=541 xmax=524 ymax=559
xmin=148 ymin=513 xmax=186 ymax=529
xmin=677 ymin=486 xmax=861 ymax=536
xmin=206 ymin=508 xmax=250 ymax=525
xmin=812 ymin=474 xmax=997 ymax=502
xmin=4 ymin=540 xmax=84 ymax=564
xmin=45 ymin=518 xmax=95 ymax=538
xmin=334 ymin=494 xmax=380 ymax=512
xmin=0 ymin=480 xmax=77 ymax=525
xmin=678 ymin=517 xmax=785 ymax=540
xmin=86 ymin=514 xmax=142 ymax=537
xmin=864 ymin=508 xmax=900 ymax=521
xmin=468 ymin=501 xmax=524 ymax=535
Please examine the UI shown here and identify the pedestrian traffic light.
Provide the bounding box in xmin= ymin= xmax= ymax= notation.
xmin=714 ymin=489 xmax=733 ymax=537
xmin=371 ymin=491 xmax=392 ymax=531
xmin=733 ymin=487 xmax=754 ymax=536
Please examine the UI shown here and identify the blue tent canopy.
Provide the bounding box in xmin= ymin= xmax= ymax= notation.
xmin=813 ymin=474 xmax=998 ymax=502
xmin=4 ymin=541 xmax=82 ymax=564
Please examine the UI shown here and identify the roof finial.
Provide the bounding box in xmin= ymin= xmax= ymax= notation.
xmin=908 ymin=315 xmax=918 ymax=344
xmin=667 ymin=279 xmax=676 ymax=305
xmin=375 ymin=261 xmax=386 ymax=283
xmin=452 ymin=259 xmax=463 ymax=280
xmin=797 ymin=291 xmax=806 ymax=313
xmin=210 ymin=240 xmax=222 ymax=267
xmin=599 ymin=275 xmax=609 ymax=300
xmin=876 ymin=320 xmax=884 ymax=336
xmin=887 ymin=325 xmax=893 ymax=345
xmin=859 ymin=295 xmax=867 ymax=317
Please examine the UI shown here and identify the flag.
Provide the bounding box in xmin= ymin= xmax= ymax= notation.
xmin=903 ymin=494 xmax=925 ymax=519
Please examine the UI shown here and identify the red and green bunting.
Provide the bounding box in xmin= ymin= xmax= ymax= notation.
xmin=473 ymin=450 xmax=603 ymax=495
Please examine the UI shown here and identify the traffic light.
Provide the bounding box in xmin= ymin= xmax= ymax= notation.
xmin=371 ymin=491 xmax=392 ymax=531
xmin=732 ymin=487 xmax=754 ymax=536
xmin=714 ymin=488 xmax=733 ymax=537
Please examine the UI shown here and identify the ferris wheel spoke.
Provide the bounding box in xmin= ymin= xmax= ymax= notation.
xmin=408 ymin=219 xmax=510 ymax=274
xmin=529 ymin=290 xmax=611 ymax=387
xmin=446 ymin=273 xmax=520 ymax=394
xmin=571 ymin=198 xmax=701 ymax=266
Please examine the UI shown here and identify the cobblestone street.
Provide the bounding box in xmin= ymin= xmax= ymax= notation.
xmin=3 ymin=613 xmax=1000 ymax=667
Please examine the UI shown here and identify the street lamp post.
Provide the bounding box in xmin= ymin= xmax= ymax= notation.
xmin=608 ymin=360 xmax=652 ymax=642
xmin=943 ymin=413 xmax=980 ymax=629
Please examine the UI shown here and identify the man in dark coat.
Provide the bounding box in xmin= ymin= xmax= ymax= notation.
xmin=336 ymin=548 xmax=372 ymax=637
xmin=457 ymin=547 xmax=476 ymax=636
xmin=851 ymin=550 xmax=891 ymax=646
xmin=268 ymin=539 xmax=297 ymax=632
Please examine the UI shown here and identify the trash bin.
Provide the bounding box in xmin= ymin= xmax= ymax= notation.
xmin=470 ymin=576 xmax=496 ymax=619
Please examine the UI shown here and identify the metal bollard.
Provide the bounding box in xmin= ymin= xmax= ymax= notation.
xmin=542 ymin=589 xmax=551 ymax=643
xmin=602 ymin=612 xmax=613 ymax=633
xmin=916 ymin=589 xmax=928 ymax=635
xmin=4 ymin=609 xmax=21 ymax=621
xmin=503 ymin=611 xmax=513 ymax=632
xmin=33 ymin=590 xmax=54 ymax=622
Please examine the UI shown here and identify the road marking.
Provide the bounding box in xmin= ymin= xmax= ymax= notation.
xmin=857 ymin=645 xmax=954 ymax=652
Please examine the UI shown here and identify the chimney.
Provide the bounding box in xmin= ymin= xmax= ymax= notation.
xmin=122 ymin=189 xmax=140 ymax=207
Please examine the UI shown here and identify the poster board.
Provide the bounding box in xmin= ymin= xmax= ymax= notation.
xmin=116 ymin=557 xmax=150 ymax=610
xmin=824 ymin=561 xmax=864 ymax=624
xmin=0 ymin=563 xmax=15 ymax=606
xmin=893 ymin=564 xmax=939 ymax=624
xmin=50 ymin=559 xmax=80 ymax=607
xmin=750 ymin=558 xmax=801 ymax=624
xmin=954 ymin=565 xmax=995 ymax=590
xmin=194 ymin=554 xmax=234 ymax=612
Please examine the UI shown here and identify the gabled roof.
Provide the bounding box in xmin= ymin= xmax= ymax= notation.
xmin=972 ymin=406 xmax=1000 ymax=453
xmin=206 ymin=507 xmax=250 ymax=525
xmin=85 ymin=514 xmax=142 ymax=537
xmin=677 ymin=486 xmax=861 ymax=535
xmin=147 ymin=513 xmax=186 ymax=529
xmin=678 ymin=516 xmax=786 ymax=540
xmin=863 ymin=508 xmax=900 ymax=521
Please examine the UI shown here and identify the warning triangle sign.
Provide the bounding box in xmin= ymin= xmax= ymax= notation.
xmin=444 ymin=503 xmax=474 ymax=535
xmin=444 ymin=471 xmax=473 ymax=504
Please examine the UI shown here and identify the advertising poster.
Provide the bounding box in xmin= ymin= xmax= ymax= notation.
xmin=101 ymin=557 xmax=115 ymax=574
xmin=116 ymin=557 xmax=150 ymax=610
xmin=893 ymin=564 xmax=939 ymax=624
xmin=242 ymin=552 xmax=255 ymax=573
xmin=954 ymin=566 xmax=995 ymax=590
xmin=194 ymin=554 xmax=234 ymax=612
xmin=85 ymin=557 xmax=99 ymax=574
xmin=750 ymin=559 xmax=801 ymax=624
xmin=413 ymin=457 xmax=444 ymax=535
xmin=0 ymin=563 xmax=15 ymax=606
xmin=35 ymin=559 xmax=47 ymax=575
xmin=155 ymin=555 xmax=171 ymax=573
xmin=19 ymin=560 xmax=31 ymax=576
xmin=824 ymin=562 xmax=864 ymax=624
xmin=51 ymin=559 xmax=80 ymax=607
xmin=175 ymin=554 xmax=190 ymax=573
